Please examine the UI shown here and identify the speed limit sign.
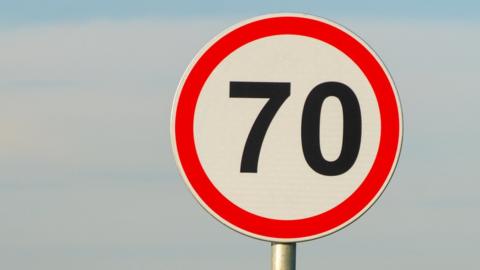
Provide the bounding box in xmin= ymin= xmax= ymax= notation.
xmin=171 ymin=14 xmax=402 ymax=242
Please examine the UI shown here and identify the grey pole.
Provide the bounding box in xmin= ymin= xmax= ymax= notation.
xmin=271 ymin=242 xmax=296 ymax=270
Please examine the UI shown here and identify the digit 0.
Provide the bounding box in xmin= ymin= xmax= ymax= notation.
xmin=301 ymin=82 xmax=361 ymax=176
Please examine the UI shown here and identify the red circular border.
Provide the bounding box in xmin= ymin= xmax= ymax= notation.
xmin=173 ymin=15 xmax=401 ymax=240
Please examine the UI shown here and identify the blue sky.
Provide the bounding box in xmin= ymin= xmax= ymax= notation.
xmin=1 ymin=0 xmax=479 ymax=26
xmin=1 ymin=1 xmax=479 ymax=270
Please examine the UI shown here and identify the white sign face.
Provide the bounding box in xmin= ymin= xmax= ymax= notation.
xmin=171 ymin=14 xmax=402 ymax=242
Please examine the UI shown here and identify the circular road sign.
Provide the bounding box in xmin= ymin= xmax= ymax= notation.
xmin=171 ymin=13 xmax=402 ymax=242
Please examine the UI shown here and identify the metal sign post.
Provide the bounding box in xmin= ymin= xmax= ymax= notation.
xmin=271 ymin=242 xmax=296 ymax=270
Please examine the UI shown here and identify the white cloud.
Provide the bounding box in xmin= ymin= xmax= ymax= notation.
xmin=0 ymin=19 xmax=227 ymax=83
xmin=0 ymin=19 xmax=228 ymax=185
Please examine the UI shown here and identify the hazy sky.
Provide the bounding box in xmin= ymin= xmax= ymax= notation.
xmin=1 ymin=1 xmax=479 ymax=270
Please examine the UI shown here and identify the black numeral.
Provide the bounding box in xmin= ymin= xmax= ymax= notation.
xmin=301 ymin=82 xmax=361 ymax=176
xmin=230 ymin=82 xmax=290 ymax=173
xmin=230 ymin=81 xmax=361 ymax=176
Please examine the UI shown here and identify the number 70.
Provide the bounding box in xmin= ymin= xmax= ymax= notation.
xmin=230 ymin=81 xmax=362 ymax=176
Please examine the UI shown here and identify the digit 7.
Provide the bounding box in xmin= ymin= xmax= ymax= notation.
xmin=230 ymin=81 xmax=291 ymax=173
